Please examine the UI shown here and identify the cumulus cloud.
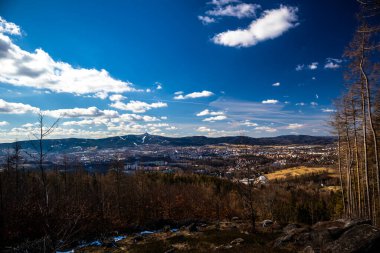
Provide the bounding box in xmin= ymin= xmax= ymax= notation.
xmin=262 ymin=99 xmax=278 ymax=104
xmin=324 ymin=58 xmax=342 ymax=69
xmin=202 ymin=115 xmax=227 ymax=122
xmin=174 ymin=90 xmax=214 ymax=100
xmin=110 ymin=100 xmax=167 ymax=113
xmin=44 ymin=106 xmax=119 ymax=118
xmin=0 ymin=17 xmax=21 ymax=35
xmin=272 ymin=82 xmax=280 ymax=87
xmin=196 ymin=109 xmax=224 ymax=116
xmin=109 ymin=94 xmax=127 ymax=102
xmin=0 ymin=20 xmax=137 ymax=98
xmin=0 ymin=99 xmax=39 ymax=114
xmin=212 ymin=6 xmax=298 ymax=47
xmin=286 ymin=123 xmax=304 ymax=130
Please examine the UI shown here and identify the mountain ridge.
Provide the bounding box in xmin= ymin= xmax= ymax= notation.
xmin=0 ymin=134 xmax=336 ymax=152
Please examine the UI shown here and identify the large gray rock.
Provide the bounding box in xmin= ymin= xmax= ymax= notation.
xmin=324 ymin=224 xmax=380 ymax=253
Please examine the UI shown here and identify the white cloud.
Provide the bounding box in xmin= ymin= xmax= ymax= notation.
xmin=196 ymin=109 xmax=224 ymax=116
xmin=242 ymin=120 xmax=258 ymax=127
xmin=295 ymin=64 xmax=304 ymax=71
xmin=0 ymin=99 xmax=39 ymax=114
xmin=286 ymin=123 xmax=304 ymax=130
xmin=310 ymin=102 xmax=318 ymax=107
xmin=197 ymin=126 xmax=213 ymax=132
xmin=308 ymin=62 xmax=318 ymax=70
xmin=174 ymin=90 xmax=214 ymax=100
xmin=324 ymin=58 xmax=342 ymax=69
xmin=203 ymin=115 xmax=227 ymax=122
xmin=110 ymin=100 xmax=167 ymax=113
xmin=109 ymin=94 xmax=127 ymax=102
xmin=262 ymin=99 xmax=278 ymax=104
xmin=0 ymin=17 xmax=21 ymax=35
xmin=174 ymin=91 xmax=184 ymax=95
xmin=155 ymin=82 xmax=163 ymax=90
xmin=212 ymin=6 xmax=298 ymax=47
xmin=209 ymin=0 xmax=241 ymax=6
xmin=0 ymin=121 xmax=9 ymax=126
xmin=198 ymin=15 xmax=216 ymax=25
xmin=322 ymin=108 xmax=336 ymax=113
xmin=254 ymin=126 xmax=277 ymax=132
xmin=44 ymin=106 xmax=119 ymax=118
xmin=0 ymin=28 xmax=137 ymax=98
xmin=272 ymin=82 xmax=280 ymax=87
xmin=296 ymin=102 xmax=305 ymax=106
xmin=207 ymin=3 xmax=261 ymax=19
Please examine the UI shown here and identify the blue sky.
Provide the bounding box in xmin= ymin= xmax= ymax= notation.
xmin=0 ymin=0 xmax=358 ymax=142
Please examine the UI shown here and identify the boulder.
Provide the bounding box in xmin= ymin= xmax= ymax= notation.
xmin=302 ymin=246 xmax=315 ymax=253
xmin=283 ymin=223 xmax=302 ymax=234
xmin=230 ymin=238 xmax=244 ymax=245
xmin=262 ymin=219 xmax=273 ymax=227
xmin=324 ymin=224 xmax=380 ymax=253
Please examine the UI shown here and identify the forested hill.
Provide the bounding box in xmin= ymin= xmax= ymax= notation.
xmin=0 ymin=134 xmax=336 ymax=152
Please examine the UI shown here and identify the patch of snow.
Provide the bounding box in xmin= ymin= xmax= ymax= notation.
xmin=140 ymin=230 xmax=155 ymax=235
xmin=113 ymin=235 xmax=127 ymax=242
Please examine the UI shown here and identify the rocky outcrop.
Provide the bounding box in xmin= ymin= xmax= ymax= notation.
xmin=274 ymin=219 xmax=380 ymax=253
xmin=324 ymin=224 xmax=380 ymax=253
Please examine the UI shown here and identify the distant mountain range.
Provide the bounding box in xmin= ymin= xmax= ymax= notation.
xmin=0 ymin=134 xmax=336 ymax=153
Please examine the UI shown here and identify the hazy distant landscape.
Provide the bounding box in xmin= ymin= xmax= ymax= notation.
xmin=1 ymin=0 xmax=380 ymax=252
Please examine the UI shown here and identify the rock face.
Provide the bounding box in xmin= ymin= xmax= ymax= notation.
xmin=274 ymin=219 xmax=380 ymax=253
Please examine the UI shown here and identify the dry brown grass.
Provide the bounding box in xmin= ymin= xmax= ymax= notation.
xmin=265 ymin=166 xmax=337 ymax=181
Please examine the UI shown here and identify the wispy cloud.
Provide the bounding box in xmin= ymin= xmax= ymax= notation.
xmin=198 ymin=15 xmax=216 ymax=25
xmin=262 ymin=99 xmax=279 ymax=104
xmin=272 ymin=82 xmax=280 ymax=87
xmin=254 ymin=126 xmax=277 ymax=132
xmin=324 ymin=58 xmax=342 ymax=69
xmin=206 ymin=3 xmax=260 ymax=19
xmin=286 ymin=123 xmax=304 ymax=129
